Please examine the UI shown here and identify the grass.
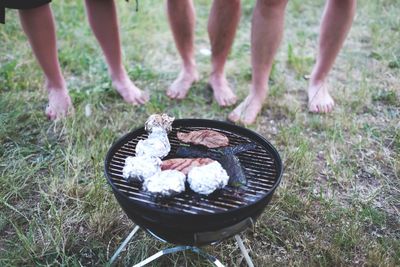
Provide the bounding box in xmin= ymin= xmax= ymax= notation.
xmin=1 ymin=0 xmax=399 ymax=266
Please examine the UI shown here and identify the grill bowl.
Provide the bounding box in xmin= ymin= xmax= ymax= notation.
xmin=105 ymin=119 xmax=283 ymax=245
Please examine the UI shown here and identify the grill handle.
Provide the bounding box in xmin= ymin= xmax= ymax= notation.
xmin=193 ymin=218 xmax=254 ymax=245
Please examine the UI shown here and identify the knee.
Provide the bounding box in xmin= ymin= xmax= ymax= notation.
xmin=168 ymin=0 xmax=192 ymax=3
xmin=257 ymin=0 xmax=288 ymax=9
xmin=333 ymin=0 xmax=357 ymax=4
xmin=215 ymin=0 xmax=240 ymax=8
xmin=331 ymin=0 xmax=357 ymax=9
xmin=255 ymin=0 xmax=288 ymax=16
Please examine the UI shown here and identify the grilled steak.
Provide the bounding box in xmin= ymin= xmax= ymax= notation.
xmin=177 ymin=130 xmax=229 ymax=148
xmin=162 ymin=158 xmax=215 ymax=175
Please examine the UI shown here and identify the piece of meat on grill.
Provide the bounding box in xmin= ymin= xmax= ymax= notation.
xmin=177 ymin=130 xmax=229 ymax=148
xmin=162 ymin=158 xmax=215 ymax=175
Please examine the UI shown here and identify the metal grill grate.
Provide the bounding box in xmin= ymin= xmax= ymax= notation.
xmin=106 ymin=123 xmax=279 ymax=215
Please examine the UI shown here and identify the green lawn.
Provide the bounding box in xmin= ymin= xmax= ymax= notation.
xmin=1 ymin=0 xmax=399 ymax=266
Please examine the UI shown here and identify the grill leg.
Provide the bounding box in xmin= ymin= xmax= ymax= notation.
xmin=190 ymin=247 xmax=225 ymax=267
xmin=132 ymin=246 xmax=225 ymax=267
xmin=109 ymin=225 xmax=141 ymax=265
xmin=235 ymin=235 xmax=254 ymax=267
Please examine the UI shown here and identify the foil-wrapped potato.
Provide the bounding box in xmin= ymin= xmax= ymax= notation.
xmin=143 ymin=170 xmax=186 ymax=197
xmin=187 ymin=161 xmax=229 ymax=195
xmin=122 ymin=156 xmax=161 ymax=183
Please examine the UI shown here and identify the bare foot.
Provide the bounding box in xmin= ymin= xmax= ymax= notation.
xmin=45 ymin=88 xmax=74 ymax=121
xmin=228 ymin=93 xmax=265 ymax=125
xmin=308 ymin=82 xmax=334 ymax=113
xmin=208 ymin=75 xmax=237 ymax=107
xmin=112 ymin=73 xmax=149 ymax=105
xmin=167 ymin=69 xmax=199 ymax=99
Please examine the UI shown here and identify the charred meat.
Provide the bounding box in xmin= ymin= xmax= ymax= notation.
xmin=175 ymin=146 xmax=216 ymax=160
xmin=162 ymin=158 xmax=215 ymax=175
xmin=219 ymin=154 xmax=246 ymax=187
xmin=177 ymin=130 xmax=229 ymax=148
xmin=175 ymin=142 xmax=257 ymax=160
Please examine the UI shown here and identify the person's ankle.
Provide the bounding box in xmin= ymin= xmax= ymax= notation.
xmin=209 ymin=70 xmax=227 ymax=83
xmin=45 ymin=78 xmax=66 ymax=91
xmin=310 ymin=79 xmax=325 ymax=87
xmin=110 ymin=66 xmax=129 ymax=83
xmin=182 ymin=63 xmax=198 ymax=76
xmin=249 ymin=84 xmax=268 ymax=99
xmin=309 ymin=72 xmax=327 ymax=88
xmin=249 ymin=91 xmax=267 ymax=101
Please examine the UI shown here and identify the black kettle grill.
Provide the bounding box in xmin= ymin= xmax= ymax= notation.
xmin=104 ymin=119 xmax=282 ymax=247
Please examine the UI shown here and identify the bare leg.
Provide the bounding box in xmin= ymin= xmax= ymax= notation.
xmin=229 ymin=0 xmax=287 ymax=125
xmin=85 ymin=0 xmax=148 ymax=105
xmin=208 ymin=0 xmax=241 ymax=106
xmin=308 ymin=0 xmax=356 ymax=113
xmin=19 ymin=4 xmax=73 ymax=120
xmin=166 ymin=0 xmax=199 ymax=99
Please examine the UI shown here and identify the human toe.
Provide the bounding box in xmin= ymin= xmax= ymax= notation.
xmin=166 ymin=88 xmax=178 ymax=99
xmin=137 ymin=92 xmax=149 ymax=104
xmin=228 ymin=109 xmax=240 ymax=122
xmin=308 ymin=103 xmax=317 ymax=113
xmin=142 ymin=92 xmax=150 ymax=103
xmin=45 ymin=107 xmax=56 ymax=120
xmin=227 ymin=95 xmax=237 ymax=106
xmin=219 ymin=98 xmax=228 ymax=107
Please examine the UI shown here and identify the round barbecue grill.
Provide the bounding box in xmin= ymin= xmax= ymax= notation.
xmin=105 ymin=119 xmax=282 ymax=247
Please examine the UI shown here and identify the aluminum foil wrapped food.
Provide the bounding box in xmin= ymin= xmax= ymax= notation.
xmin=135 ymin=128 xmax=171 ymax=159
xmin=143 ymin=170 xmax=186 ymax=197
xmin=135 ymin=114 xmax=175 ymax=159
xmin=187 ymin=161 xmax=230 ymax=195
xmin=145 ymin=114 xmax=175 ymax=133
xmin=122 ymin=156 xmax=162 ymax=183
